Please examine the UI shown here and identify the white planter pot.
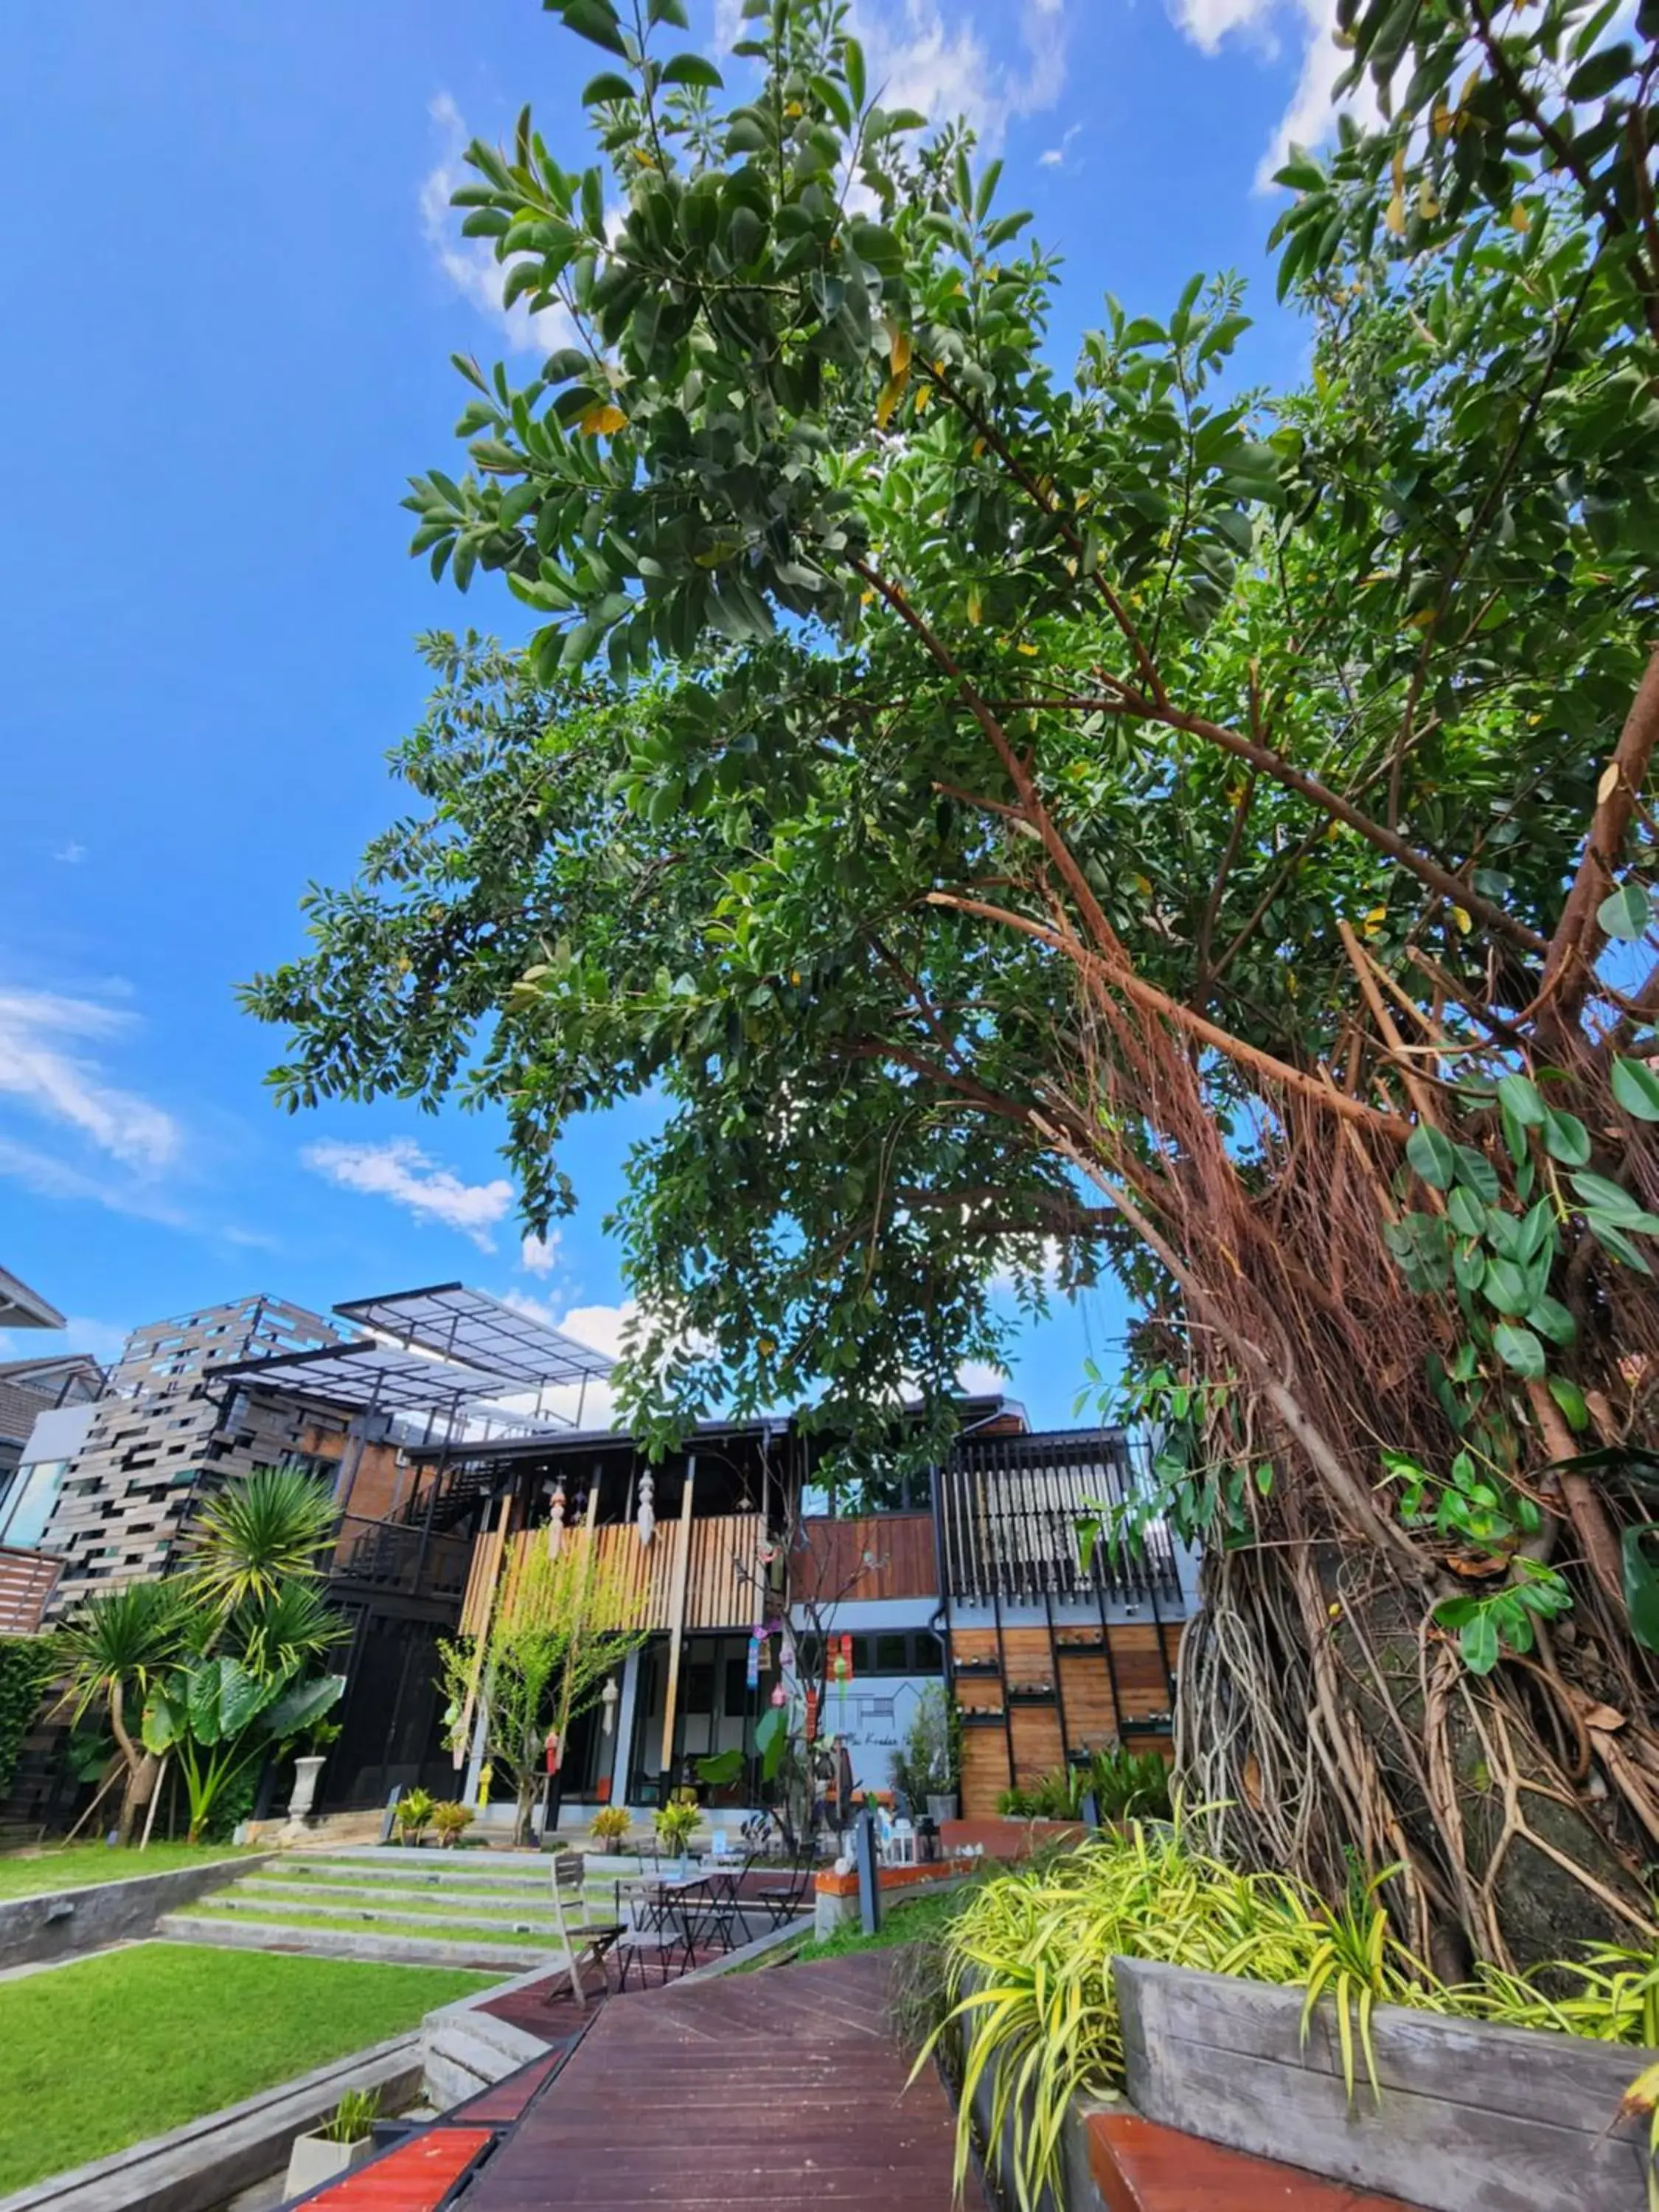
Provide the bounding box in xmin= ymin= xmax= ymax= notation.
xmin=283 ymin=2130 xmax=375 ymax=2200
xmin=286 ymin=1756 xmax=327 ymax=1823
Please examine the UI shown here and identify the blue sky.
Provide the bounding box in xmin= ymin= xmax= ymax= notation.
xmin=0 ymin=0 xmax=1347 ymax=1423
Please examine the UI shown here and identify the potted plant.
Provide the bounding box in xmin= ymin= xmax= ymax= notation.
xmin=431 ymin=1800 xmax=474 ymax=1848
xmin=393 ymin=1787 xmax=435 ymax=1846
xmin=897 ymin=1683 xmax=959 ymax=1826
xmin=590 ymin=1805 xmax=631 ymax=1854
xmin=654 ymin=1796 xmax=700 ymax=1868
xmin=282 ymin=2090 xmax=381 ymax=2199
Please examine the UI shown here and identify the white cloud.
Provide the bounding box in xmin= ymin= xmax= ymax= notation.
xmin=53 ymin=842 xmax=87 ymax=865
xmin=0 ymin=1315 xmax=131 ymax=1366
xmin=714 ymin=0 xmax=1066 ymax=150
xmin=420 ymin=93 xmax=579 ymax=356
xmin=520 ymin=1231 xmax=561 ymax=1277
xmin=0 ymin=988 xmax=180 ymax=1173
xmin=499 ymin=1290 xmax=636 ymax=1429
xmin=302 ymin=1137 xmax=514 ymax=1251
xmin=1168 ymin=0 xmax=1380 ymax=189
xmin=958 ymin=1357 xmax=1009 ymax=1396
xmin=1039 ymin=122 xmax=1082 ymax=168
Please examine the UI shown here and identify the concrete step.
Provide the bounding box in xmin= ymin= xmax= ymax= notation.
xmin=159 ymin=1910 xmax=557 ymax=1972
xmin=204 ymin=1888 xmax=565 ymax=1935
xmin=274 ymin=1853 xmax=554 ymax=1894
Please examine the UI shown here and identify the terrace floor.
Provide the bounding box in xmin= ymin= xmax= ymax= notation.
xmin=462 ymin=1949 xmax=983 ymax=2211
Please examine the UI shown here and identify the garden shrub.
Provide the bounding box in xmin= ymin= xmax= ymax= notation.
xmin=0 ymin=1638 xmax=60 ymax=1804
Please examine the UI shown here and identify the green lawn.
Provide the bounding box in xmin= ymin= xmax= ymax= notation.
xmin=794 ymin=1885 xmax=973 ymax=1964
xmin=0 ymin=1843 xmax=253 ymax=1902
xmin=0 ymin=1944 xmax=496 ymax=2195
xmin=187 ymin=1904 xmax=563 ymax=1947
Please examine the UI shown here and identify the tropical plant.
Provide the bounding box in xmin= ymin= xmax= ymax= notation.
xmin=589 ymin=1804 xmax=631 ymax=1849
xmin=319 ymin=2088 xmax=380 ymax=2146
xmin=996 ymin=1745 xmax=1172 ymax=1825
xmin=431 ymin=1799 xmax=474 ymax=1847
xmin=56 ymin=1584 xmax=191 ymax=1844
xmin=0 ymin=1635 xmax=62 ymax=1806
xmin=141 ymin=1658 xmax=343 ymax=1844
xmin=654 ymin=1797 xmax=700 ymax=1856
xmin=889 ymin=1683 xmax=956 ymax=1809
xmin=393 ymin=1787 xmax=436 ymax=1845
xmin=246 ymin=0 xmax=1659 ymax=1970
xmin=184 ymin=1467 xmax=338 ymax=1624
xmin=437 ymin=1532 xmax=649 ymax=1846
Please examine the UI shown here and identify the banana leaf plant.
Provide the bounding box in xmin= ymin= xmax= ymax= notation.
xmin=142 ymin=1658 xmax=344 ymax=1843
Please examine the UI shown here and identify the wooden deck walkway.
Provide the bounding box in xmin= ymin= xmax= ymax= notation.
xmin=462 ymin=1950 xmax=984 ymax=2211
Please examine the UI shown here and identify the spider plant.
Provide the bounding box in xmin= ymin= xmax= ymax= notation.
xmin=1297 ymin=1867 xmax=1433 ymax=2103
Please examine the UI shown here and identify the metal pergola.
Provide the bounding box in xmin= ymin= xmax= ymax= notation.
xmin=213 ymin=1340 xmax=518 ymax=1419
xmin=333 ymin=1281 xmax=614 ymax=1389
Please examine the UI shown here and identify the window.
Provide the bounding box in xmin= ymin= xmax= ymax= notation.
xmin=0 ymin=1458 xmax=69 ymax=1549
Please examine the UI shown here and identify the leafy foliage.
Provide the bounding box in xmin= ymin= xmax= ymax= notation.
xmin=248 ymin=0 xmax=1659 ymax=1964
xmin=0 ymin=1635 xmax=60 ymax=1803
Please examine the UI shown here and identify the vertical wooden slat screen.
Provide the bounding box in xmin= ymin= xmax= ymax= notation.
xmin=460 ymin=1512 xmax=768 ymax=1635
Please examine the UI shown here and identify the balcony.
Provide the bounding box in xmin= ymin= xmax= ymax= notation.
xmin=0 ymin=1545 xmax=63 ymax=1635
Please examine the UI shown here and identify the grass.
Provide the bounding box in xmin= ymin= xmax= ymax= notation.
xmin=794 ymin=1885 xmax=973 ymax=1964
xmin=0 ymin=1943 xmax=495 ymax=2195
xmin=0 ymin=1843 xmax=254 ymax=1902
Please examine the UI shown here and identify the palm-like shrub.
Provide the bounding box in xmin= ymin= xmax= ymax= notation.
xmin=184 ymin=1467 xmax=338 ymax=1622
xmin=57 ymin=1582 xmax=192 ymax=1842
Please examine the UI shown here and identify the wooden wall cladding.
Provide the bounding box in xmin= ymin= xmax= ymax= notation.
xmin=946 ymin=1616 xmax=1178 ymax=1804
xmin=795 ymin=1514 xmax=936 ymax=1602
xmin=464 ymin=1513 xmax=768 ymax=1639
xmin=961 ymin=1722 xmax=1012 ymax=1819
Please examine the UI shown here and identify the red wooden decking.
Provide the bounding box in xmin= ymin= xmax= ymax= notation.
xmin=293 ymin=2128 xmax=495 ymax=2212
xmin=461 ymin=1950 xmax=984 ymax=2211
xmin=1089 ymin=2112 xmax=1427 ymax=2211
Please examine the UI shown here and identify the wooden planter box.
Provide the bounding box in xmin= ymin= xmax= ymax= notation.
xmin=1114 ymin=1956 xmax=1656 ymax=2212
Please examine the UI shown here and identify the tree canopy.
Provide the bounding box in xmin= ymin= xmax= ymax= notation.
xmin=248 ymin=0 xmax=1659 ymax=1962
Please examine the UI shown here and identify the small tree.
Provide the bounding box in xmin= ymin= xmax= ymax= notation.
xmin=57 ymin=1583 xmax=190 ymax=1844
xmin=440 ymin=1534 xmax=650 ymax=1846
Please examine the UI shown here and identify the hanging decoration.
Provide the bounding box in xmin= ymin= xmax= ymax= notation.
xmin=745 ymin=1632 xmax=762 ymax=1692
xmin=636 ymin=1468 xmax=655 ymax=1547
xmin=545 ymin=1481 xmax=566 ymax=1558
xmin=832 ymin=1632 xmax=853 ymax=1728
xmin=804 ymin=1686 xmax=819 ymax=1744
xmin=769 ymin=1681 xmax=787 ymax=1709
xmin=601 ymin=1676 xmax=619 ymax=1737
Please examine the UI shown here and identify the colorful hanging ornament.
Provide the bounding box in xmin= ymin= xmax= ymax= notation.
xmin=804 ymin=1686 xmax=819 ymax=1744
xmin=769 ymin=1681 xmax=787 ymax=1708
xmin=745 ymin=1632 xmax=761 ymax=1692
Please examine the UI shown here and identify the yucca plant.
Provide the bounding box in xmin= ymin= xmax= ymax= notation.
xmin=56 ymin=1582 xmax=193 ymax=1844
xmin=185 ymin=1467 xmax=338 ymax=1624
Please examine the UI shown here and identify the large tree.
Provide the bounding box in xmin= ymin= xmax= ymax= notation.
xmin=248 ymin=0 xmax=1659 ymax=1966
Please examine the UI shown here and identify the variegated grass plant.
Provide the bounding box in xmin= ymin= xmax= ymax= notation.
xmin=913 ymin=1820 xmax=1659 ymax=2212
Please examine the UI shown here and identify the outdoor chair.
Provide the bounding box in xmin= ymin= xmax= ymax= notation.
xmin=748 ymin=1857 xmax=813 ymax=1930
xmin=612 ymin=1886 xmax=700 ymax=1991
xmin=544 ymin=1851 xmax=621 ymax=2008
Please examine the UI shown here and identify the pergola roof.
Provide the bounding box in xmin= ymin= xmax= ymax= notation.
xmin=333 ymin=1282 xmax=614 ymax=1388
xmin=0 ymin=1265 xmax=66 ymax=1331
xmin=215 ymin=1340 xmax=521 ymax=1416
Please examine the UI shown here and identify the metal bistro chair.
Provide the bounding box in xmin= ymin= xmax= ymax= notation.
xmin=612 ymin=1877 xmax=702 ymax=1991
xmin=748 ymin=1855 xmax=815 ymax=1932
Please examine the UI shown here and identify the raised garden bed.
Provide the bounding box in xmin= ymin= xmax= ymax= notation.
xmin=1115 ymin=1957 xmax=1655 ymax=2212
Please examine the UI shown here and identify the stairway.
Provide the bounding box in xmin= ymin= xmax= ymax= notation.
xmin=159 ymin=1847 xmax=580 ymax=1972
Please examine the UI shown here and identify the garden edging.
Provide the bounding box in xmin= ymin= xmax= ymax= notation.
xmin=0 ymin=1857 xmax=271 ymax=1972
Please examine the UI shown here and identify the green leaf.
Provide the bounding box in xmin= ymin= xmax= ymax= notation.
xmin=1447 ymin=1186 xmax=1486 ymax=1239
xmin=1585 ymin=1214 xmax=1656 ymax=1273
xmin=1548 ymin=1377 xmax=1590 ymax=1433
xmin=581 ymin=71 xmax=636 ymax=104
xmin=660 ymin=52 xmax=724 ymax=88
xmin=1496 ymin=1072 xmax=1545 ymax=1127
xmin=1541 ymin=1108 xmax=1591 ymax=1166
xmin=559 ymin=0 xmax=629 ymax=59
xmin=695 ymin=1747 xmax=746 ymax=1787
xmin=1622 ymin=1525 xmax=1659 ymax=1654
xmin=1526 ymin=1294 xmax=1577 ymax=1346
xmin=1481 ymin=1257 xmax=1532 ymax=1315
xmin=844 ymin=35 xmax=866 ymax=108
xmin=1492 ymin=1321 xmax=1546 ymax=1378
xmin=1612 ymin=1058 xmax=1659 ymax=1121
xmin=1451 ymin=1145 xmax=1498 ymax=1203
xmin=1570 ymin=1169 xmax=1649 ymax=1222
xmin=263 ymin=1672 xmax=344 ymax=1743
xmin=1596 ymin=881 xmax=1651 ymax=942
xmin=1406 ymin=1122 xmax=1457 ymax=1189
xmin=1566 ymin=42 xmax=1634 ymax=102
xmin=1460 ymin=1610 xmax=1500 ymax=1673
xmin=754 ymin=1701 xmax=789 ymax=1781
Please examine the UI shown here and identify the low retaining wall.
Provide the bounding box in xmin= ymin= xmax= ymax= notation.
xmin=0 ymin=1857 xmax=267 ymax=1972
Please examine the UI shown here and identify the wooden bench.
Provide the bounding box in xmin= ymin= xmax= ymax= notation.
xmin=1088 ymin=2112 xmax=1427 ymax=2212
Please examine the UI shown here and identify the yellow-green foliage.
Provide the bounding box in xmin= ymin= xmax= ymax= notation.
xmin=920 ymin=1825 xmax=1659 ymax=2212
